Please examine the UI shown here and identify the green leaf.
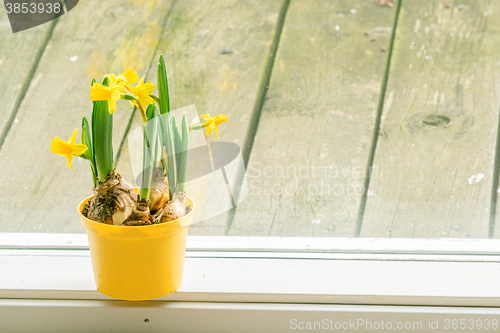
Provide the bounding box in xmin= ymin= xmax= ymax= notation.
xmin=91 ymin=78 xmax=97 ymax=161
xmin=92 ymin=77 xmax=114 ymax=183
xmin=81 ymin=117 xmax=93 ymax=160
xmin=157 ymin=54 xmax=170 ymax=115
xmin=176 ymin=115 xmax=189 ymax=192
xmin=82 ymin=116 xmax=97 ymax=187
xmin=159 ymin=113 xmax=176 ymax=194
xmin=171 ymin=116 xmax=182 ymax=179
xmin=140 ymin=104 xmax=159 ymax=200
xmin=146 ymin=103 xmax=157 ymax=121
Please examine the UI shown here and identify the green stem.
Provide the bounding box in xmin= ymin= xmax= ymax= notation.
xmin=189 ymin=123 xmax=203 ymax=132
xmin=139 ymin=188 xmax=151 ymax=201
xmin=122 ymin=88 xmax=147 ymax=123
xmin=150 ymin=94 xmax=160 ymax=105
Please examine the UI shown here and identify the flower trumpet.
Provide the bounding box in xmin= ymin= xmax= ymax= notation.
xmin=201 ymin=113 xmax=228 ymax=139
xmin=50 ymin=129 xmax=88 ymax=170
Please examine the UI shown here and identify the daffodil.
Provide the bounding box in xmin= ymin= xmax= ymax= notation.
xmin=106 ymin=68 xmax=138 ymax=92
xmin=201 ymin=113 xmax=228 ymax=139
xmin=90 ymin=74 xmax=126 ymax=113
xmin=50 ymin=129 xmax=88 ymax=170
xmin=126 ymin=76 xmax=156 ymax=108
xmin=117 ymin=68 xmax=138 ymax=85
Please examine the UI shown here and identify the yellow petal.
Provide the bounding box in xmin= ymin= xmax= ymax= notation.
xmin=108 ymin=74 xmax=118 ymax=86
xmin=141 ymin=81 xmax=156 ymax=94
xmin=113 ymin=80 xmax=127 ymax=91
xmin=72 ymin=144 xmax=88 ymax=156
xmin=66 ymin=154 xmax=74 ymax=170
xmin=127 ymin=82 xmax=142 ymax=98
xmin=121 ymin=68 xmax=138 ymax=85
xmin=139 ymin=93 xmax=155 ymax=107
xmin=127 ymin=85 xmax=139 ymax=96
xmin=139 ymin=81 xmax=156 ymax=105
xmin=108 ymin=99 xmax=117 ymax=114
xmin=214 ymin=114 xmax=228 ymax=125
xmin=50 ymin=137 xmax=72 ymax=156
xmin=136 ymin=77 xmax=145 ymax=88
xmin=68 ymin=129 xmax=78 ymax=146
xmin=206 ymin=123 xmax=215 ymax=137
xmin=90 ymin=83 xmax=112 ymax=101
xmin=111 ymin=89 xmax=121 ymax=102
xmin=201 ymin=114 xmax=211 ymax=120
xmin=126 ymin=77 xmax=156 ymax=108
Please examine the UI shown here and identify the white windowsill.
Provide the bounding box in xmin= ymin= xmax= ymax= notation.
xmin=2 ymin=234 xmax=500 ymax=332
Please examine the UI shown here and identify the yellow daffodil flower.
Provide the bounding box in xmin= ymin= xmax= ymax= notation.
xmin=126 ymin=76 xmax=156 ymax=108
xmin=50 ymin=129 xmax=88 ymax=170
xmin=90 ymin=74 xmax=126 ymax=113
xmin=117 ymin=68 xmax=138 ymax=85
xmin=201 ymin=113 xmax=228 ymax=139
xmin=106 ymin=68 xmax=139 ymax=92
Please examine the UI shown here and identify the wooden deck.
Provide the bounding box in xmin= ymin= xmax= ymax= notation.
xmin=1 ymin=0 xmax=500 ymax=238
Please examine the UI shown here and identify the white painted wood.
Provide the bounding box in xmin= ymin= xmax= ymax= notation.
xmin=0 ymin=233 xmax=89 ymax=249
xmin=2 ymin=251 xmax=500 ymax=307
xmin=3 ymin=233 xmax=500 ymax=255
xmin=185 ymin=252 xmax=500 ymax=262
xmin=3 ymin=249 xmax=500 ymax=262
xmin=2 ymin=300 xmax=500 ymax=333
xmin=186 ymin=236 xmax=500 ymax=255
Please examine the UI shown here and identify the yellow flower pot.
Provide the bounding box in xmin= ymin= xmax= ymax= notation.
xmin=78 ymin=195 xmax=194 ymax=301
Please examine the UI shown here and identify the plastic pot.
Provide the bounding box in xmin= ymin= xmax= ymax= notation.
xmin=78 ymin=196 xmax=194 ymax=300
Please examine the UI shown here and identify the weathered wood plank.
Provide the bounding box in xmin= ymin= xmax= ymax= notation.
xmin=0 ymin=13 xmax=54 ymax=147
xmin=361 ymin=1 xmax=500 ymax=238
xmin=115 ymin=0 xmax=283 ymax=235
xmin=0 ymin=0 xmax=173 ymax=232
xmin=228 ymin=0 xmax=395 ymax=236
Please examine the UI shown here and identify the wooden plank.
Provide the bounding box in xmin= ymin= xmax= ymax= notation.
xmin=0 ymin=0 xmax=173 ymax=233
xmin=228 ymin=0 xmax=395 ymax=236
xmin=0 ymin=13 xmax=54 ymax=147
xmin=361 ymin=1 xmax=500 ymax=238
xmin=115 ymin=0 xmax=284 ymax=235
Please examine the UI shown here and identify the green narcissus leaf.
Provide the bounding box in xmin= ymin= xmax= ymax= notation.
xmin=171 ymin=116 xmax=182 ymax=178
xmin=82 ymin=116 xmax=97 ymax=188
xmin=157 ymin=54 xmax=170 ymax=115
xmin=160 ymin=114 xmax=176 ymax=194
xmin=139 ymin=104 xmax=159 ymax=200
xmin=92 ymin=77 xmax=114 ymax=183
xmin=81 ymin=117 xmax=93 ymax=161
xmin=176 ymin=114 xmax=189 ymax=192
